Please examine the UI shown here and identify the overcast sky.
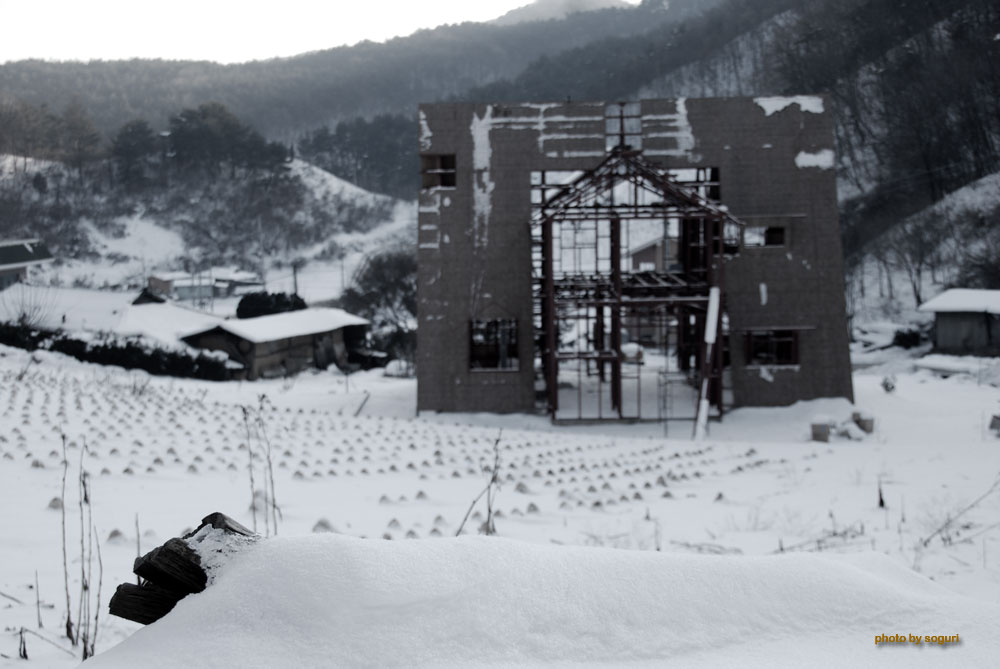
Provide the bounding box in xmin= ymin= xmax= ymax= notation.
xmin=0 ymin=0 xmax=558 ymax=64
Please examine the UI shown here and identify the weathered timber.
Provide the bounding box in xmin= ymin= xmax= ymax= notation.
xmin=133 ymin=538 xmax=207 ymax=594
xmin=109 ymin=512 xmax=257 ymax=625
xmin=108 ymin=582 xmax=182 ymax=625
xmin=189 ymin=512 xmax=255 ymax=538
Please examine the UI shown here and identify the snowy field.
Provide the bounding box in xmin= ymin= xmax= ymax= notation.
xmin=0 ymin=340 xmax=998 ymax=666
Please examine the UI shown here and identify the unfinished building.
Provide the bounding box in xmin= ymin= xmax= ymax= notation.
xmin=416 ymin=97 xmax=853 ymax=426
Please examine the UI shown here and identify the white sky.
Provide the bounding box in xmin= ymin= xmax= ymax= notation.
xmin=0 ymin=0 xmax=633 ymax=64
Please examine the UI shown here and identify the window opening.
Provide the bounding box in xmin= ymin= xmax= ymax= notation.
xmin=744 ymin=330 xmax=799 ymax=365
xmin=421 ymin=154 xmax=456 ymax=189
xmin=743 ymin=225 xmax=785 ymax=248
xmin=470 ymin=319 xmax=519 ymax=370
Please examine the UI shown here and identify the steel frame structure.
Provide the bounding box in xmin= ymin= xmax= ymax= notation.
xmin=531 ymin=144 xmax=743 ymax=423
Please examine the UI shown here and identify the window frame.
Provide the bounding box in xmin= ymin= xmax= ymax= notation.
xmin=420 ymin=154 xmax=456 ymax=189
xmin=469 ymin=318 xmax=520 ymax=371
xmin=743 ymin=329 xmax=800 ymax=366
xmin=743 ymin=225 xmax=786 ymax=248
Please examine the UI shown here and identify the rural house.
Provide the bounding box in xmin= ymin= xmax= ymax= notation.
xmin=0 ymin=238 xmax=53 ymax=290
xmin=181 ymin=307 xmax=368 ymax=379
xmin=919 ymin=289 xmax=1000 ymax=355
xmin=148 ymin=269 xmax=263 ymax=301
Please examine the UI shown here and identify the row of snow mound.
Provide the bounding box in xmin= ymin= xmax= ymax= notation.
xmin=89 ymin=535 xmax=998 ymax=667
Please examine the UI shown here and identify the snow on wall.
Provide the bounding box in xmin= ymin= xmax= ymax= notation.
xmin=418 ymin=110 xmax=433 ymax=152
xmin=470 ymin=106 xmax=496 ymax=250
xmin=794 ymin=149 xmax=835 ymax=170
xmin=644 ymin=98 xmax=699 ymax=160
xmin=487 ymin=102 xmax=605 ymax=158
xmin=754 ymin=96 xmax=825 ymax=117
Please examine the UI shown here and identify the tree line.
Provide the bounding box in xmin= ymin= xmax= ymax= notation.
xmin=0 ymin=99 xmax=291 ymax=185
xmin=297 ymin=115 xmax=416 ymax=200
xmin=0 ymin=100 xmax=396 ymax=277
xmin=0 ymin=1 xmax=706 ymax=139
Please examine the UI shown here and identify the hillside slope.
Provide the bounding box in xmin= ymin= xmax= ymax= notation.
xmin=0 ymin=153 xmax=411 ymax=294
xmin=0 ymin=1 xmax=712 ymax=139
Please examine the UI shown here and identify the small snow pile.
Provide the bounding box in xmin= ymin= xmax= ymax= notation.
xmin=915 ymin=353 xmax=1000 ymax=385
xmin=88 ymin=535 xmax=998 ymax=667
xmin=185 ymin=524 xmax=258 ymax=585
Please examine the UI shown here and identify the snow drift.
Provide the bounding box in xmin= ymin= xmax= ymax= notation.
xmin=87 ymin=535 xmax=997 ymax=667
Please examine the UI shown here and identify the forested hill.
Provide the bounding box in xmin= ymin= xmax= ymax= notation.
xmin=1 ymin=0 xmax=998 ymax=279
xmin=0 ymin=102 xmax=400 ymax=280
xmin=0 ymin=0 xmax=715 ymax=140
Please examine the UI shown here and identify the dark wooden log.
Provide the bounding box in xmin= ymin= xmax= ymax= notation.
xmin=134 ymin=538 xmax=207 ymax=595
xmin=110 ymin=512 xmax=257 ymax=625
xmin=108 ymin=582 xmax=181 ymax=625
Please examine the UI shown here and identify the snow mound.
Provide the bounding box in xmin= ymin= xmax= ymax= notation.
xmin=89 ymin=535 xmax=997 ymax=667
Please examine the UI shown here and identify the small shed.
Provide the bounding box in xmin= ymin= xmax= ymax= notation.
xmin=148 ymin=270 xmax=263 ymax=300
xmin=0 ymin=238 xmax=53 ymax=289
xmin=181 ymin=307 xmax=368 ymax=379
xmin=919 ymin=289 xmax=1000 ymax=355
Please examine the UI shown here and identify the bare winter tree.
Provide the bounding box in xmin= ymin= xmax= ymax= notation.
xmin=887 ymin=216 xmax=939 ymax=307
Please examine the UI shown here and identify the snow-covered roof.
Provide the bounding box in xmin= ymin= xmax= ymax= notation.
xmin=918 ymin=289 xmax=1000 ymax=315
xmin=149 ymin=271 xmax=191 ymax=282
xmin=117 ymin=302 xmax=224 ymax=347
xmin=171 ymin=278 xmax=217 ymax=288
xmin=0 ymin=238 xmax=53 ymax=270
xmin=186 ymin=307 xmax=368 ymax=344
xmin=151 ymin=269 xmax=261 ymax=285
xmin=207 ymin=267 xmax=262 ymax=283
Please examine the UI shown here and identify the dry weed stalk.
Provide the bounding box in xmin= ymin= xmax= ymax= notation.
xmin=455 ymin=430 xmax=503 ymax=536
xmin=242 ymin=397 xmax=280 ymax=536
xmin=241 ymin=406 xmax=259 ymax=534
xmin=920 ymin=476 xmax=1000 ymax=548
xmin=57 ymin=433 xmax=104 ymax=659
xmin=59 ymin=434 xmax=73 ymax=644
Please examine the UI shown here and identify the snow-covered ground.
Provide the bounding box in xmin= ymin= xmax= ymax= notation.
xmin=86 ymin=535 xmax=998 ymax=668
xmin=0 ymin=339 xmax=998 ymax=666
